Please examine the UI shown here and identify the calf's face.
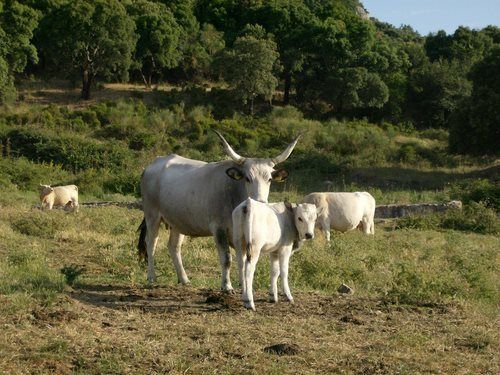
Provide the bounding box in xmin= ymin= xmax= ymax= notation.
xmin=294 ymin=203 xmax=317 ymax=240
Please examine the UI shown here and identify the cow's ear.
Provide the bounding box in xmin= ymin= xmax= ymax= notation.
xmin=284 ymin=201 xmax=293 ymax=212
xmin=272 ymin=168 xmax=289 ymax=182
xmin=226 ymin=167 xmax=244 ymax=181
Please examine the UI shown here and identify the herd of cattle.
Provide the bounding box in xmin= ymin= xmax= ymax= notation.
xmin=39 ymin=131 xmax=375 ymax=310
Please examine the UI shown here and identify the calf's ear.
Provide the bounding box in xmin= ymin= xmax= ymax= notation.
xmin=272 ymin=168 xmax=289 ymax=182
xmin=226 ymin=167 xmax=244 ymax=181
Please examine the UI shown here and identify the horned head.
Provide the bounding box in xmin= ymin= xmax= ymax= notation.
xmin=213 ymin=130 xmax=301 ymax=203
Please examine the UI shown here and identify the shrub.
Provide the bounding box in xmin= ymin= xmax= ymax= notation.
xmin=395 ymin=214 xmax=441 ymax=231
xmin=10 ymin=211 xmax=62 ymax=239
xmin=60 ymin=264 xmax=86 ymax=286
xmin=448 ymin=179 xmax=500 ymax=211
xmin=441 ymin=202 xmax=499 ymax=234
xmin=395 ymin=202 xmax=499 ymax=235
xmin=0 ymin=157 xmax=73 ymax=190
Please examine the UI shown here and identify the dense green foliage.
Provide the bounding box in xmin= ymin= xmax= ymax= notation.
xmin=0 ymin=0 xmax=497 ymax=154
xmin=37 ymin=0 xmax=137 ymax=99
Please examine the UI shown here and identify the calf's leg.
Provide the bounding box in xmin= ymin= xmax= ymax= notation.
xmin=243 ymin=247 xmax=261 ymax=311
xmin=269 ymin=251 xmax=279 ymax=303
xmin=279 ymin=246 xmax=294 ymax=303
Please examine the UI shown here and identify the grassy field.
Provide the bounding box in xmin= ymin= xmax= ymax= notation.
xmin=0 ymin=83 xmax=498 ymax=373
xmin=0 ymin=187 xmax=498 ymax=374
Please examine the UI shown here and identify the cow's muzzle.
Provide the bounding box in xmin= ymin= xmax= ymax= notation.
xmin=305 ymin=233 xmax=313 ymax=240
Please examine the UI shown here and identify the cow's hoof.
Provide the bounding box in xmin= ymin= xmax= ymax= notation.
xmin=244 ymin=301 xmax=256 ymax=311
xmin=287 ymin=298 xmax=295 ymax=304
xmin=222 ymin=286 xmax=234 ymax=294
xmin=269 ymin=295 xmax=278 ymax=303
xmin=147 ymin=276 xmax=157 ymax=284
xmin=178 ymin=279 xmax=191 ymax=285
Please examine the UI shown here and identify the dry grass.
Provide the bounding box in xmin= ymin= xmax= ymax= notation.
xmin=0 ymin=193 xmax=499 ymax=374
xmin=16 ymin=80 xmax=178 ymax=108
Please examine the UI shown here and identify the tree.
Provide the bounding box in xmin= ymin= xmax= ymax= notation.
xmin=41 ymin=0 xmax=136 ymax=99
xmin=127 ymin=0 xmax=182 ymax=88
xmin=0 ymin=0 xmax=39 ymax=102
xmin=181 ymin=23 xmax=225 ymax=82
xmin=216 ymin=26 xmax=280 ymax=114
xmin=407 ymin=60 xmax=471 ymax=129
xmin=248 ymin=0 xmax=316 ymax=103
xmin=449 ymin=47 xmax=500 ymax=155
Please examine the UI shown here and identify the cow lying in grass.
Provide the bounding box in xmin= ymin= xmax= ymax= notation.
xmin=232 ymin=198 xmax=317 ymax=310
xmin=302 ymin=192 xmax=375 ymax=241
xmin=39 ymin=184 xmax=79 ymax=212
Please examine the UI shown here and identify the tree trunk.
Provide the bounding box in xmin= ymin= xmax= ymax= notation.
xmin=140 ymin=69 xmax=149 ymax=88
xmin=81 ymin=69 xmax=92 ymax=100
xmin=284 ymin=71 xmax=291 ymax=104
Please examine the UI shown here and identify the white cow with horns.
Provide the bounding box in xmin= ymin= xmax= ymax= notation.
xmin=138 ymin=131 xmax=300 ymax=291
xmin=302 ymin=192 xmax=376 ymax=241
xmin=232 ymin=198 xmax=317 ymax=310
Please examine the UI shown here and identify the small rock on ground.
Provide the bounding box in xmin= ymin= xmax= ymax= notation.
xmin=337 ymin=283 xmax=354 ymax=294
xmin=263 ymin=343 xmax=300 ymax=356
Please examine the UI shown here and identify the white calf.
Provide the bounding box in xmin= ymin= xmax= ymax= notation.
xmin=232 ymin=198 xmax=317 ymax=310
xmin=39 ymin=184 xmax=79 ymax=212
xmin=303 ymin=192 xmax=375 ymax=241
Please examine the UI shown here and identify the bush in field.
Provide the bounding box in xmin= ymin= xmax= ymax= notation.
xmin=441 ymin=202 xmax=499 ymax=234
xmin=60 ymin=264 xmax=86 ymax=286
xmin=395 ymin=202 xmax=499 ymax=235
xmin=395 ymin=214 xmax=441 ymax=231
xmin=0 ymin=157 xmax=72 ymax=190
xmin=317 ymin=120 xmax=394 ymax=166
xmin=448 ymin=179 xmax=499 ymax=211
xmin=2 ymin=127 xmax=136 ymax=172
xmin=11 ymin=211 xmax=61 ymax=238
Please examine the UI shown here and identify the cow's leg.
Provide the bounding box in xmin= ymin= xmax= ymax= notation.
xmin=243 ymin=247 xmax=261 ymax=311
xmin=214 ymin=228 xmax=233 ymax=293
xmin=168 ymin=230 xmax=189 ymax=284
xmin=319 ymin=217 xmax=331 ymax=242
xmin=279 ymin=246 xmax=294 ymax=303
xmin=145 ymin=215 xmax=161 ymax=283
xmin=269 ymin=251 xmax=279 ymax=303
xmin=72 ymin=198 xmax=79 ymax=213
xmin=361 ymin=217 xmax=371 ymax=235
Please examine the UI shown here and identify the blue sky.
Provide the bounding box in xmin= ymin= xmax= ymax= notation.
xmin=361 ymin=0 xmax=500 ymax=35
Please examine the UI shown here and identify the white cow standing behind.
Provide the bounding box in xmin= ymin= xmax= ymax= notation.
xmin=303 ymin=192 xmax=375 ymax=242
xmin=39 ymin=184 xmax=79 ymax=212
xmin=232 ymin=198 xmax=317 ymax=310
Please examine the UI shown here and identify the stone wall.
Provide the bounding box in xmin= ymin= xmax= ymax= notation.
xmin=375 ymin=200 xmax=462 ymax=219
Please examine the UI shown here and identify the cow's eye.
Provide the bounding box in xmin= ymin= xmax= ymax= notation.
xmin=298 ymin=217 xmax=303 ymax=222
xmin=245 ymin=177 xmax=251 ymax=183
xmin=268 ymin=178 xmax=272 ymax=182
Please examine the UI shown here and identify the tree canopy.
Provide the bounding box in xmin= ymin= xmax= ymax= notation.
xmin=0 ymin=0 xmax=498 ymax=155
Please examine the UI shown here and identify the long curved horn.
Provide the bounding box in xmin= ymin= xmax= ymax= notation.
xmin=272 ymin=135 xmax=301 ymax=164
xmin=212 ymin=129 xmax=245 ymax=164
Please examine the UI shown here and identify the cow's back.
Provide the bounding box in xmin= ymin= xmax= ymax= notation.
xmin=141 ymin=154 xmax=245 ymax=237
xmin=359 ymin=192 xmax=376 ymax=218
xmin=304 ymin=192 xmax=364 ymax=232
xmin=53 ymin=185 xmax=78 ymax=206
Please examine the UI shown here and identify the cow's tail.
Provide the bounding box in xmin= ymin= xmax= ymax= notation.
xmin=137 ymin=218 xmax=147 ymax=262
xmin=243 ymin=198 xmax=254 ymax=262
